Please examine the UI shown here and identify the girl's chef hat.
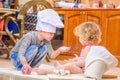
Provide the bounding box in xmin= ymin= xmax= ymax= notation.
xmin=36 ymin=9 xmax=64 ymax=33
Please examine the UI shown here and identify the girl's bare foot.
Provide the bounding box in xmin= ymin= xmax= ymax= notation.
xmin=32 ymin=67 xmax=53 ymax=75
xmin=32 ymin=68 xmax=46 ymax=75
xmin=53 ymin=60 xmax=61 ymax=67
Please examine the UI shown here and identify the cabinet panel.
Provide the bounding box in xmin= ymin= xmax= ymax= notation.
xmin=65 ymin=11 xmax=83 ymax=55
xmin=55 ymin=9 xmax=120 ymax=64
xmin=64 ymin=10 xmax=102 ymax=55
xmin=103 ymin=11 xmax=120 ymax=61
xmin=85 ymin=11 xmax=102 ymax=24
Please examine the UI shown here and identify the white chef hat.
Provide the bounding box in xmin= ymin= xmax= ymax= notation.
xmin=36 ymin=9 xmax=64 ymax=33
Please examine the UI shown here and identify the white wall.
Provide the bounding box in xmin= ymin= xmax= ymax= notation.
xmin=18 ymin=0 xmax=31 ymax=6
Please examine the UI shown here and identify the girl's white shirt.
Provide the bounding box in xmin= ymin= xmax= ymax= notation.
xmin=85 ymin=46 xmax=118 ymax=71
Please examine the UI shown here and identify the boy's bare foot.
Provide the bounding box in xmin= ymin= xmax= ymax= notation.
xmin=53 ymin=60 xmax=61 ymax=67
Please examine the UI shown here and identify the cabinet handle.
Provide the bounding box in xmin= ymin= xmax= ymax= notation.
xmin=83 ymin=12 xmax=85 ymax=14
xmin=80 ymin=12 xmax=82 ymax=14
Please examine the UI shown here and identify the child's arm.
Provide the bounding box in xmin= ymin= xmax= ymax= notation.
xmin=50 ymin=46 xmax=71 ymax=59
xmin=17 ymin=36 xmax=33 ymax=74
xmin=64 ymin=54 xmax=79 ymax=62
xmin=74 ymin=46 xmax=91 ymax=67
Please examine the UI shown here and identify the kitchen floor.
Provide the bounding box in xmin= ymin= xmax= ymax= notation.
xmin=0 ymin=56 xmax=120 ymax=80
xmin=0 ymin=57 xmax=120 ymax=74
xmin=0 ymin=58 xmax=14 ymax=68
xmin=0 ymin=39 xmax=120 ymax=80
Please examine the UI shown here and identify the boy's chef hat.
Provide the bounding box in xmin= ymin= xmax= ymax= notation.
xmin=36 ymin=9 xmax=64 ymax=33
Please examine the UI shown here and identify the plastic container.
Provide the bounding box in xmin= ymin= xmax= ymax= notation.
xmin=85 ymin=60 xmax=106 ymax=80
xmin=74 ymin=0 xmax=79 ymax=8
xmin=3 ymin=0 xmax=9 ymax=8
xmin=93 ymin=2 xmax=99 ymax=8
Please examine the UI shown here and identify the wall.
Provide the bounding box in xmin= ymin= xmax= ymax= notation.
xmin=89 ymin=0 xmax=120 ymax=7
xmin=18 ymin=0 xmax=31 ymax=6
xmin=65 ymin=0 xmax=120 ymax=7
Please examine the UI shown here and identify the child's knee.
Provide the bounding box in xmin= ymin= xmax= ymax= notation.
xmin=27 ymin=45 xmax=38 ymax=50
xmin=25 ymin=45 xmax=38 ymax=57
xmin=38 ymin=45 xmax=47 ymax=53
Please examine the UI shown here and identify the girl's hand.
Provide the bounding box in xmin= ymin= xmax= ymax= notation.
xmin=21 ymin=64 xmax=32 ymax=74
xmin=64 ymin=54 xmax=79 ymax=62
xmin=74 ymin=54 xmax=79 ymax=58
xmin=70 ymin=54 xmax=79 ymax=61
xmin=58 ymin=46 xmax=71 ymax=53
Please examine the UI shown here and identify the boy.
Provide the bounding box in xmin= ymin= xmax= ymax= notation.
xmin=10 ymin=9 xmax=71 ymax=74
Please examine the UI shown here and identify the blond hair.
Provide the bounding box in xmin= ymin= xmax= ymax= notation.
xmin=74 ymin=22 xmax=102 ymax=44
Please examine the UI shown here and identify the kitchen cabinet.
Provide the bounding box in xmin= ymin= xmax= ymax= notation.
xmin=55 ymin=9 xmax=120 ymax=65
xmin=103 ymin=10 xmax=120 ymax=63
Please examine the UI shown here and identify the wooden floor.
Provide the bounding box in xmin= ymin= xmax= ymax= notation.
xmin=0 ymin=58 xmax=14 ymax=68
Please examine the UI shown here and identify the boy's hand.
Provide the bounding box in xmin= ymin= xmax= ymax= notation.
xmin=58 ymin=46 xmax=71 ymax=53
xmin=21 ymin=64 xmax=32 ymax=74
xmin=52 ymin=46 xmax=71 ymax=59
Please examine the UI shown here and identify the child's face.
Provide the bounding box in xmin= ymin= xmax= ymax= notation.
xmin=40 ymin=31 xmax=55 ymax=41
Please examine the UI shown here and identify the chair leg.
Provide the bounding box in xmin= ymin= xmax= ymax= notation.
xmin=0 ymin=40 xmax=10 ymax=59
xmin=45 ymin=54 xmax=51 ymax=62
xmin=0 ymin=50 xmax=4 ymax=55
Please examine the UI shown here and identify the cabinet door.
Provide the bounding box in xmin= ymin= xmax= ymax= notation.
xmin=64 ymin=10 xmax=102 ymax=55
xmin=103 ymin=11 xmax=120 ymax=62
xmin=64 ymin=11 xmax=83 ymax=55
xmin=85 ymin=11 xmax=102 ymax=25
